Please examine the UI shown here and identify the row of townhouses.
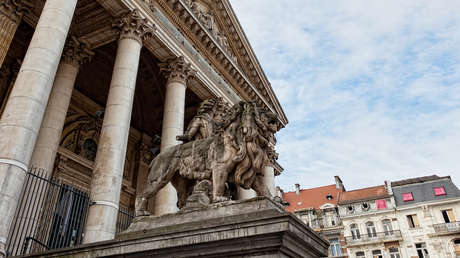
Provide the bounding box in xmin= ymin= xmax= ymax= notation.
xmin=279 ymin=175 xmax=460 ymax=258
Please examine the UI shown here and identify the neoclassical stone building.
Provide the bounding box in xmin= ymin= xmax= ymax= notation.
xmin=0 ymin=0 xmax=287 ymax=256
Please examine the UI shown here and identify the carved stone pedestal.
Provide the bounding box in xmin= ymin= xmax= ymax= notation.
xmin=23 ymin=197 xmax=329 ymax=258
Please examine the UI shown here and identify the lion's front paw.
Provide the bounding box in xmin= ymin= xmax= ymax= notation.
xmin=213 ymin=196 xmax=230 ymax=203
xmin=135 ymin=210 xmax=152 ymax=217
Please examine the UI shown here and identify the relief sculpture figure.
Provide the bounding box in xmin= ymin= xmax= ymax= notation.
xmin=135 ymin=99 xmax=279 ymax=216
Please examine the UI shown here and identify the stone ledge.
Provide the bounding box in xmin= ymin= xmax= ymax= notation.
xmin=22 ymin=197 xmax=329 ymax=258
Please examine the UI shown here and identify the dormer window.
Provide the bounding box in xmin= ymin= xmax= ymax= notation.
xmin=434 ymin=186 xmax=446 ymax=196
xmin=326 ymin=194 xmax=333 ymax=200
xmin=402 ymin=192 xmax=414 ymax=202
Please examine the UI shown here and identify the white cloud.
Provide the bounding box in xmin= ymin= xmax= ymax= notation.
xmin=231 ymin=0 xmax=460 ymax=191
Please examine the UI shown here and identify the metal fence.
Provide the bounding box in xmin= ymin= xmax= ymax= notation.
xmin=5 ymin=168 xmax=135 ymax=257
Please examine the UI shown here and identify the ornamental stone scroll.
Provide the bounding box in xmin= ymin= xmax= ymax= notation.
xmin=113 ymin=9 xmax=156 ymax=44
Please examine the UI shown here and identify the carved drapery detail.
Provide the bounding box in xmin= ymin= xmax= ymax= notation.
xmin=113 ymin=9 xmax=156 ymax=44
xmin=161 ymin=56 xmax=196 ymax=84
xmin=61 ymin=37 xmax=94 ymax=66
xmin=0 ymin=0 xmax=33 ymax=23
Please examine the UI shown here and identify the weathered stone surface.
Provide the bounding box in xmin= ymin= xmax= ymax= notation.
xmin=22 ymin=198 xmax=329 ymax=258
xmin=138 ymin=100 xmax=280 ymax=216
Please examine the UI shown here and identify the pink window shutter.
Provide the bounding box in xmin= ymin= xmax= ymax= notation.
xmin=434 ymin=187 xmax=446 ymax=196
xmin=402 ymin=192 xmax=413 ymax=202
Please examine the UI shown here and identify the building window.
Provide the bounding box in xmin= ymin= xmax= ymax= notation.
xmin=416 ymin=243 xmax=429 ymax=258
xmin=382 ymin=219 xmax=394 ymax=235
xmin=407 ymin=214 xmax=420 ymax=228
xmin=441 ymin=209 xmax=456 ymax=223
xmin=356 ymin=251 xmax=365 ymax=257
xmin=402 ymin=192 xmax=414 ymax=201
xmin=350 ymin=223 xmax=361 ymax=240
xmin=376 ymin=199 xmax=387 ymax=209
xmin=366 ymin=221 xmax=377 ymax=238
xmin=361 ymin=202 xmax=370 ymax=211
xmin=372 ymin=250 xmax=383 ymax=258
xmin=454 ymin=239 xmax=460 ymax=258
xmin=389 ymin=247 xmax=401 ymax=258
xmin=433 ymin=186 xmax=446 ymax=196
xmin=329 ymin=238 xmax=341 ymax=257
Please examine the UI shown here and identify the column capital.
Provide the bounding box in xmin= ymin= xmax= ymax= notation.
xmin=114 ymin=9 xmax=155 ymax=44
xmin=161 ymin=56 xmax=197 ymax=84
xmin=0 ymin=0 xmax=33 ymax=23
xmin=61 ymin=37 xmax=94 ymax=66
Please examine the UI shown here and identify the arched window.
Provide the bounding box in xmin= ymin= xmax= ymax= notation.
xmin=382 ymin=219 xmax=393 ymax=236
xmin=366 ymin=221 xmax=377 ymax=238
xmin=350 ymin=224 xmax=361 ymax=240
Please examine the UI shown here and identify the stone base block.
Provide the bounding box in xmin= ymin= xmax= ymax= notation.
xmin=23 ymin=197 xmax=329 ymax=258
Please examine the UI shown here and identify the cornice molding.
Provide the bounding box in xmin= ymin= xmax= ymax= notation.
xmin=156 ymin=0 xmax=287 ymax=126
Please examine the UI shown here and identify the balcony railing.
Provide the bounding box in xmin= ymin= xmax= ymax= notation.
xmin=345 ymin=230 xmax=402 ymax=246
xmin=433 ymin=221 xmax=460 ymax=235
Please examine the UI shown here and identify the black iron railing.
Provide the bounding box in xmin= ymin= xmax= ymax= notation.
xmin=6 ymin=168 xmax=135 ymax=257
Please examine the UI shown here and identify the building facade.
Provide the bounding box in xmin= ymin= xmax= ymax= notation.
xmin=282 ymin=176 xmax=347 ymax=257
xmin=0 ymin=0 xmax=287 ymax=256
xmin=390 ymin=176 xmax=460 ymax=258
xmin=282 ymin=175 xmax=460 ymax=258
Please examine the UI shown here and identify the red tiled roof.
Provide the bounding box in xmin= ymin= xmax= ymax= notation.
xmin=338 ymin=185 xmax=389 ymax=204
xmin=282 ymin=184 xmax=343 ymax=212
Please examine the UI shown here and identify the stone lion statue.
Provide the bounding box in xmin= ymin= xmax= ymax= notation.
xmin=135 ymin=100 xmax=279 ymax=216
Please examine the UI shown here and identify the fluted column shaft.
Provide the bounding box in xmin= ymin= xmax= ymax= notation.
xmin=30 ymin=38 xmax=93 ymax=174
xmin=0 ymin=0 xmax=32 ymax=67
xmin=154 ymin=56 xmax=195 ymax=215
xmin=83 ymin=10 xmax=154 ymax=244
xmin=0 ymin=0 xmax=77 ymax=256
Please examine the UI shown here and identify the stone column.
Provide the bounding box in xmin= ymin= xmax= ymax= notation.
xmin=83 ymin=10 xmax=154 ymax=244
xmin=0 ymin=0 xmax=77 ymax=256
xmin=263 ymin=165 xmax=275 ymax=196
xmin=30 ymin=37 xmax=93 ymax=174
xmin=236 ymin=187 xmax=257 ymax=200
xmin=0 ymin=0 xmax=32 ymax=68
xmin=154 ymin=56 xmax=196 ymax=215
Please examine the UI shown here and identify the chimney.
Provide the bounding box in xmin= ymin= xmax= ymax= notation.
xmin=275 ymin=186 xmax=283 ymax=198
xmin=385 ymin=180 xmax=393 ymax=195
xmin=334 ymin=176 xmax=345 ymax=191
xmin=295 ymin=183 xmax=300 ymax=195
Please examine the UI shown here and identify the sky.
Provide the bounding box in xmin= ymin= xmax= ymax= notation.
xmin=230 ymin=0 xmax=460 ymax=192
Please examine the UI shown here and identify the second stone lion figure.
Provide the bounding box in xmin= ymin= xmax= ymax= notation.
xmin=135 ymin=99 xmax=279 ymax=216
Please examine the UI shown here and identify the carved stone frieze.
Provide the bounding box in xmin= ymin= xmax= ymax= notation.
xmin=183 ymin=0 xmax=238 ymax=64
xmin=61 ymin=37 xmax=94 ymax=66
xmin=0 ymin=0 xmax=33 ymax=23
xmin=160 ymin=56 xmax=196 ymax=84
xmin=113 ymin=9 xmax=156 ymax=44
